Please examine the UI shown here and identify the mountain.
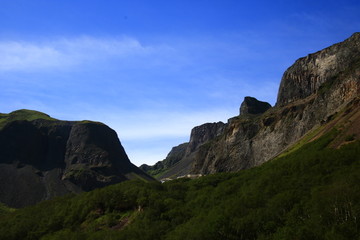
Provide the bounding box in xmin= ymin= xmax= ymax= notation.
xmin=0 ymin=110 xmax=152 ymax=208
xmin=143 ymin=32 xmax=360 ymax=179
xmin=0 ymin=33 xmax=359 ymax=240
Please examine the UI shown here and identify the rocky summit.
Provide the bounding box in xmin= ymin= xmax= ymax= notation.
xmin=0 ymin=110 xmax=152 ymax=208
xmin=239 ymin=96 xmax=271 ymax=115
xmin=143 ymin=32 xmax=360 ymax=180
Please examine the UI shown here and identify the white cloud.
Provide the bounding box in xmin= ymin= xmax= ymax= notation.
xmin=0 ymin=41 xmax=66 ymax=71
xmin=0 ymin=36 xmax=156 ymax=71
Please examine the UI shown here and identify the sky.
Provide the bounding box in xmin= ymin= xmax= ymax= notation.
xmin=1 ymin=0 xmax=360 ymax=166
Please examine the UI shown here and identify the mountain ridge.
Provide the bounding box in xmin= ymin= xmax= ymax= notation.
xmin=142 ymin=32 xmax=360 ymax=179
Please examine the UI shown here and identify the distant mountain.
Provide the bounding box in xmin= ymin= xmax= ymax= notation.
xmin=140 ymin=121 xmax=226 ymax=179
xmin=143 ymin=32 xmax=360 ymax=180
xmin=0 ymin=110 xmax=152 ymax=208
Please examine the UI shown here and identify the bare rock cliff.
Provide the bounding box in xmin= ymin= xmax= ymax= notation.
xmin=141 ymin=33 xmax=360 ymax=178
xmin=277 ymin=32 xmax=360 ymax=106
xmin=190 ymin=32 xmax=360 ymax=174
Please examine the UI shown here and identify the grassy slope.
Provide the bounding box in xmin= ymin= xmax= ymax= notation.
xmin=0 ymin=109 xmax=105 ymax=130
xmin=0 ymin=203 xmax=15 ymax=216
xmin=0 ymin=127 xmax=358 ymax=240
xmin=0 ymin=109 xmax=56 ymax=129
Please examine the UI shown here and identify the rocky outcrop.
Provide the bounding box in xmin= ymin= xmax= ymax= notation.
xmin=240 ymin=97 xmax=271 ymax=115
xmin=186 ymin=122 xmax=226 ymax=154
xmin=0 ymin=111 xmax=152 ymax=207
xmin=145 ymin=33 xmax=360 ymax=177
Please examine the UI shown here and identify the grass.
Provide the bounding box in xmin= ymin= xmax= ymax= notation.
xmin=0 ymin=203 xmax=15 ymax=216
xmin=0 ymin=109 xmax=57 ymax=129
xmin=0 ymin=109 xmax=106 ymax=130
xmin=277 ymin=123 xmax=326 ymax=158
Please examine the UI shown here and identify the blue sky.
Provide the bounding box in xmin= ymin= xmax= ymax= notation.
xmin=1 ymin=0 xmax=360 ymax=166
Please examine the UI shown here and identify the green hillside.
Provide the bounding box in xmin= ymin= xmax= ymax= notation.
xmin=0 ymin=129 xmax=359 ymax=240
xmin=0 ymin=109 xmax=56 ymax=129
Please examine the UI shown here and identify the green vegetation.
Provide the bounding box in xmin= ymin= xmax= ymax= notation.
xmin=278 ymin=122 xmax=327 ymax=158
xmin=0 ymin=130 xmax=359 ymax=239
xmin=0 ymin=203 xmax=15 ymax=216
xmin=145 ymin=166 xmax=167 ymax=177
xmin=345 ymin=134 xmax=356 ymax=142
xmin=0 ymin=109 xmax=107 ymax=130
xmin=79 ymin=120 xmax=105 ymax=125
xmin=0 ymin=109 xmax=56 ymax=129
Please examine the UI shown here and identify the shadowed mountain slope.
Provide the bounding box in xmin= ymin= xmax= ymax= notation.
xmin=0 ymin=110 xmax=152 ymax=208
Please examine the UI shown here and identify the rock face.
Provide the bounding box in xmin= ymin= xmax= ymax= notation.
xmin=143 ymin=32 xmax=360 ymax=178
xmin=191 ymin=33 xmax=360 ymax=174
xmin=190 ymin=32 xmax=360 ymax=174
xmin=277 ymin=32 xmax=360 ymax=106
xmin=186 ymin=122 xmax=226 ymax=154
xmin=141 ymin=122 xmax=225 ymax=179
xmin=240 ymin=97 xmax=271 ymax=115
xmin=0 ymin=112 xmax=152 ymax=207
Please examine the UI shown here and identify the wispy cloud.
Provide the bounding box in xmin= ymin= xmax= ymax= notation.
xmin=0 ymin=34 xmax=283 ymax=166
xmin=0 ymin=36 xmax=157 ymax=71
xmin=0 ymin=41 xmax=66 ymax=71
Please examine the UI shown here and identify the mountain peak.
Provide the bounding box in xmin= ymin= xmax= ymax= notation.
xmin=239 ymin=96 xmax=271 ymax=115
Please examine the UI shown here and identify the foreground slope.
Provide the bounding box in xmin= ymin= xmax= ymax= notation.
xmin=0 ymin=118 xmax=358 ymax=239
xmin=0 ymin=110 xmax=152 ymax=208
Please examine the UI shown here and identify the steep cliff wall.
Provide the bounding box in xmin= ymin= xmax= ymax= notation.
xmin=0 ymin=111 xmax=152 ymax=207
xmin=141 ymin=33 xmax=360 ymax=179
xmin=277 ymin=32 xmax=360 ymax=106
xmin=190 ymin=33 xmax=360 ymax=174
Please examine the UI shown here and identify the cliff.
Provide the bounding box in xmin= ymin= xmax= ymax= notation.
xmin=0 ymin=110 xmax=152 ymax=208
xmin=192 ymin=33 xmax=360 ymax=174
xmin=143 ymin=32 xmax=360 ymax=178
xmin=277 ymin=32 xmax=360 ymax=106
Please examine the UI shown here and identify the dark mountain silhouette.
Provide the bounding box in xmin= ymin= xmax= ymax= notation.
xmin=0 ymin=110 xmax=152 ymax=207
